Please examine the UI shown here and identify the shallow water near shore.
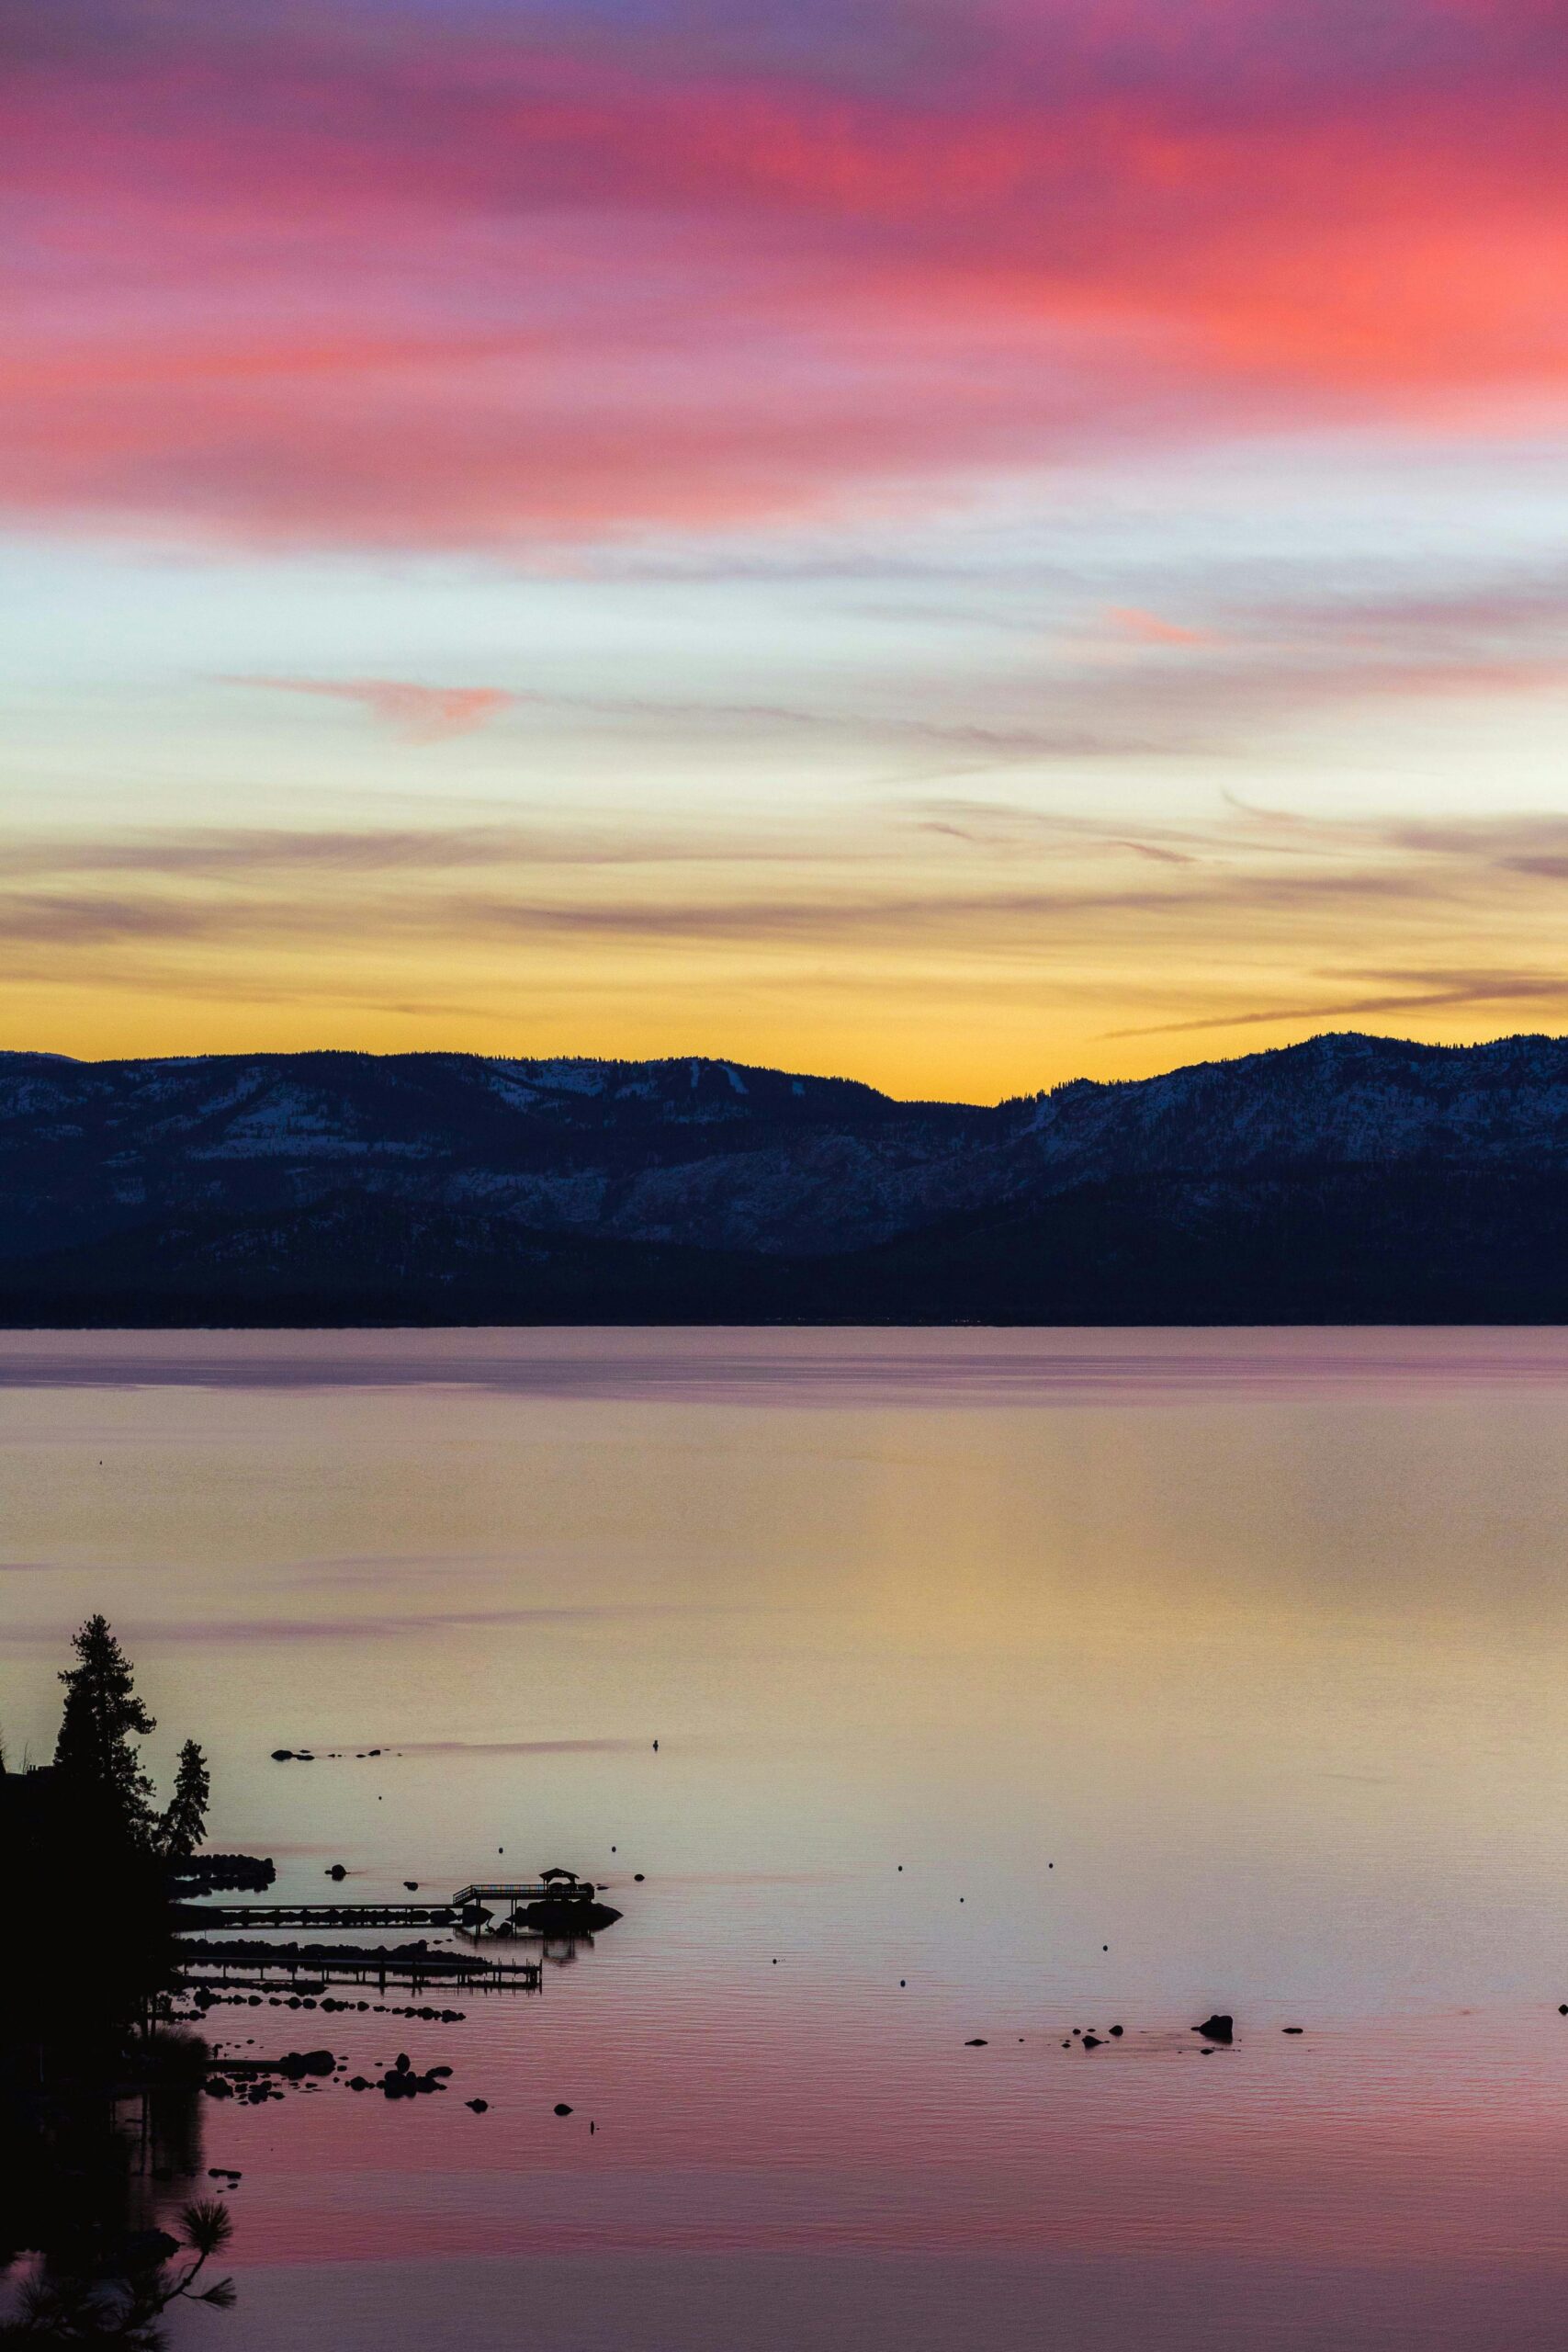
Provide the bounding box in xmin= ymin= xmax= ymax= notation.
xmin=6 ymin=1326 xmax=1568 ymax=2350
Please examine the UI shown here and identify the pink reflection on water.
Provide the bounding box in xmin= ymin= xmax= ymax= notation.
xmin=194 ymin=1990 xmax=1568 ymax=2275
xmin=11 ymin=1327 xmax=1568 ymax=2352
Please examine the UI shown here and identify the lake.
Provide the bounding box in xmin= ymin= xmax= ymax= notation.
xmin=6 ymin=1327 xmax=1568 ymax=2349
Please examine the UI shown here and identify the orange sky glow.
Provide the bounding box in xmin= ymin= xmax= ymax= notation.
xmin=5 ymin=0 xmax=1567 ymax=1099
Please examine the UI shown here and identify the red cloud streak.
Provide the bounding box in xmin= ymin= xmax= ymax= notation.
xmin=2 ymin=2 xmax=1565 ymax=548
xmin=222 ymin=677 xmax=514 ymax=739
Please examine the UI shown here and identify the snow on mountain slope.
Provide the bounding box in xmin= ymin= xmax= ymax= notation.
xmin=1020 ymin=1033 xmax=1568 ymax=1179
xmin=4 ymin=1033 xmax=1568 ymax=1269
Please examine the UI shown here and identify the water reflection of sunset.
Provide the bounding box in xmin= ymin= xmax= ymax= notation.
xmin=6 ymin=1331 xmax=1568 ymax=2346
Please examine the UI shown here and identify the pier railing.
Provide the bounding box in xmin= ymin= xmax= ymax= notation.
xmin=186 ymin=1903 xmax=458 ymax=1929
xmin=452 ymin=1881 xmax=594 ymax=1907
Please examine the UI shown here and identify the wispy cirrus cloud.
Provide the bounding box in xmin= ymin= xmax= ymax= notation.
xmin=0 ymin=824 xmax=852 ymax=885
xmin=11 ymin=797 xmax=1568 ymax=964
xmin=5 ymin=1605 xmax=702 ymax=1646
xmin=198 ymin=556 xmax=1568 ymax=784
xmin=0 ymin=840 xmax=1509 ymax=964
xmin=1108 ymin=967 xmax=1568 ymax=1041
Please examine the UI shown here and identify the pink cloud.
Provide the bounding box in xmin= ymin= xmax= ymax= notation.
xmin=1 ymin=4 xmax=1564 ymax=548
xmin=220 ymin=676 xmax=514 ymax=740
xmin=1107 ymin=607 xmax=1213 ymax=647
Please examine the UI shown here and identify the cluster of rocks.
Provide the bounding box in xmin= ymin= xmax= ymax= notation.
xmin=278 ymin=2048 xmax=337 ymax=2078
xmin=204 ymin=2046 xmax=475 ymax=2104
xmin=347 ymin=2053 xmax=453 ymax=2099
xmin=190 ymin=1988 xmax=465 ymax=2020
xmin=206 ymin=2076 xmax=281 ymax=2106
xmin=270 ymin=1748 xmax=389 ymax=1761
xmin=952 ymin=2016 xmax=1256 ymax=2053
xmin=204 ymin=2048 xmax=339 ymax=2101
xmin=1054 ymin=2015 xmax=1234 ymax=2051
xmin=170 ymin=1853 xmax=276 ymax=1893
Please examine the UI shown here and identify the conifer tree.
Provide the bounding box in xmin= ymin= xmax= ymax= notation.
xmin=158 ymin=1738 xmax=210 ymax=1860
xmin=53 ymin=1614 xmax=157 ymax=1847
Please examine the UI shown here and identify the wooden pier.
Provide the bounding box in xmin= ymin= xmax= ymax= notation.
xmin=176 ymin=1940 xmax=542 ymax=1993
xmin=451 ymin=1880 xmax=597 ymax=1924
xmin=188 ymin=1903 xmax=459 ymax=1930
xmin=173 ymin=1870 xmax=604 ymax=1973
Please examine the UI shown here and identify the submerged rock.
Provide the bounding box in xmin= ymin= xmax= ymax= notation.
xmin=378 ymin=2052 xmax=449 ymax=2098
xmin=278 ymin=2050 xmax=334 ymax=2078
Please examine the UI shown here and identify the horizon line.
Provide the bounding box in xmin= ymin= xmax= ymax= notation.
xmin=3 ymin=1025 xmax=1563 ymax=1114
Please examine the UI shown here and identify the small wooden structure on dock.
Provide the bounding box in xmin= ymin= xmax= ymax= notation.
xmin=451 ymin=1871 xmax=596 ymax=1930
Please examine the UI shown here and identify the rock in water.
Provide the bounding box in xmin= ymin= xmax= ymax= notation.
xmin=1193 ymin=2014 xmax=1234 ymax=2044
xmin=514 ymin=1897 xmax=622 ymax=1935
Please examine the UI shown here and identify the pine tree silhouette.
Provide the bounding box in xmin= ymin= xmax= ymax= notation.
xmin=157 ymin=1741 xmax=210 ymax=1861
xmin=53 ymin=1616 xmax=157 ymax=1849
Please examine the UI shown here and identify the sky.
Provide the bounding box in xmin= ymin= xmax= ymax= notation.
xmin=4 ymin=0 xmax=1567 ymax=1102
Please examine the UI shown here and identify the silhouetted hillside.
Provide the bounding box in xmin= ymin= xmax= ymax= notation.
xmin=5 ymin=1034 xmax=1568 ymax=1321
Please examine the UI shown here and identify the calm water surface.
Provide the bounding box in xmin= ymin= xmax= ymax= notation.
xmin=6 ymin=1328 xmax=1568 ymax=2349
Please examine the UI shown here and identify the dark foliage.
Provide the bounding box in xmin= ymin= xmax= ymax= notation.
xmin=3 ymin=1166 xmax=1568 ymax=1324
xmin=2 ymin=1628 xmax=231 ymax=2342
xmin=155 ymin=1747 xmax=209 ymax=1866
xmin=53 ymin=1623 xmax=157 ymax=1852
xmin=0 ymin=2194 xmax=233 ymax=2346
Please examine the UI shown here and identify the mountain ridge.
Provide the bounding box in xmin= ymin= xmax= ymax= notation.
xmin=5 ymin=1031 xmax=1568 ymax=1322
